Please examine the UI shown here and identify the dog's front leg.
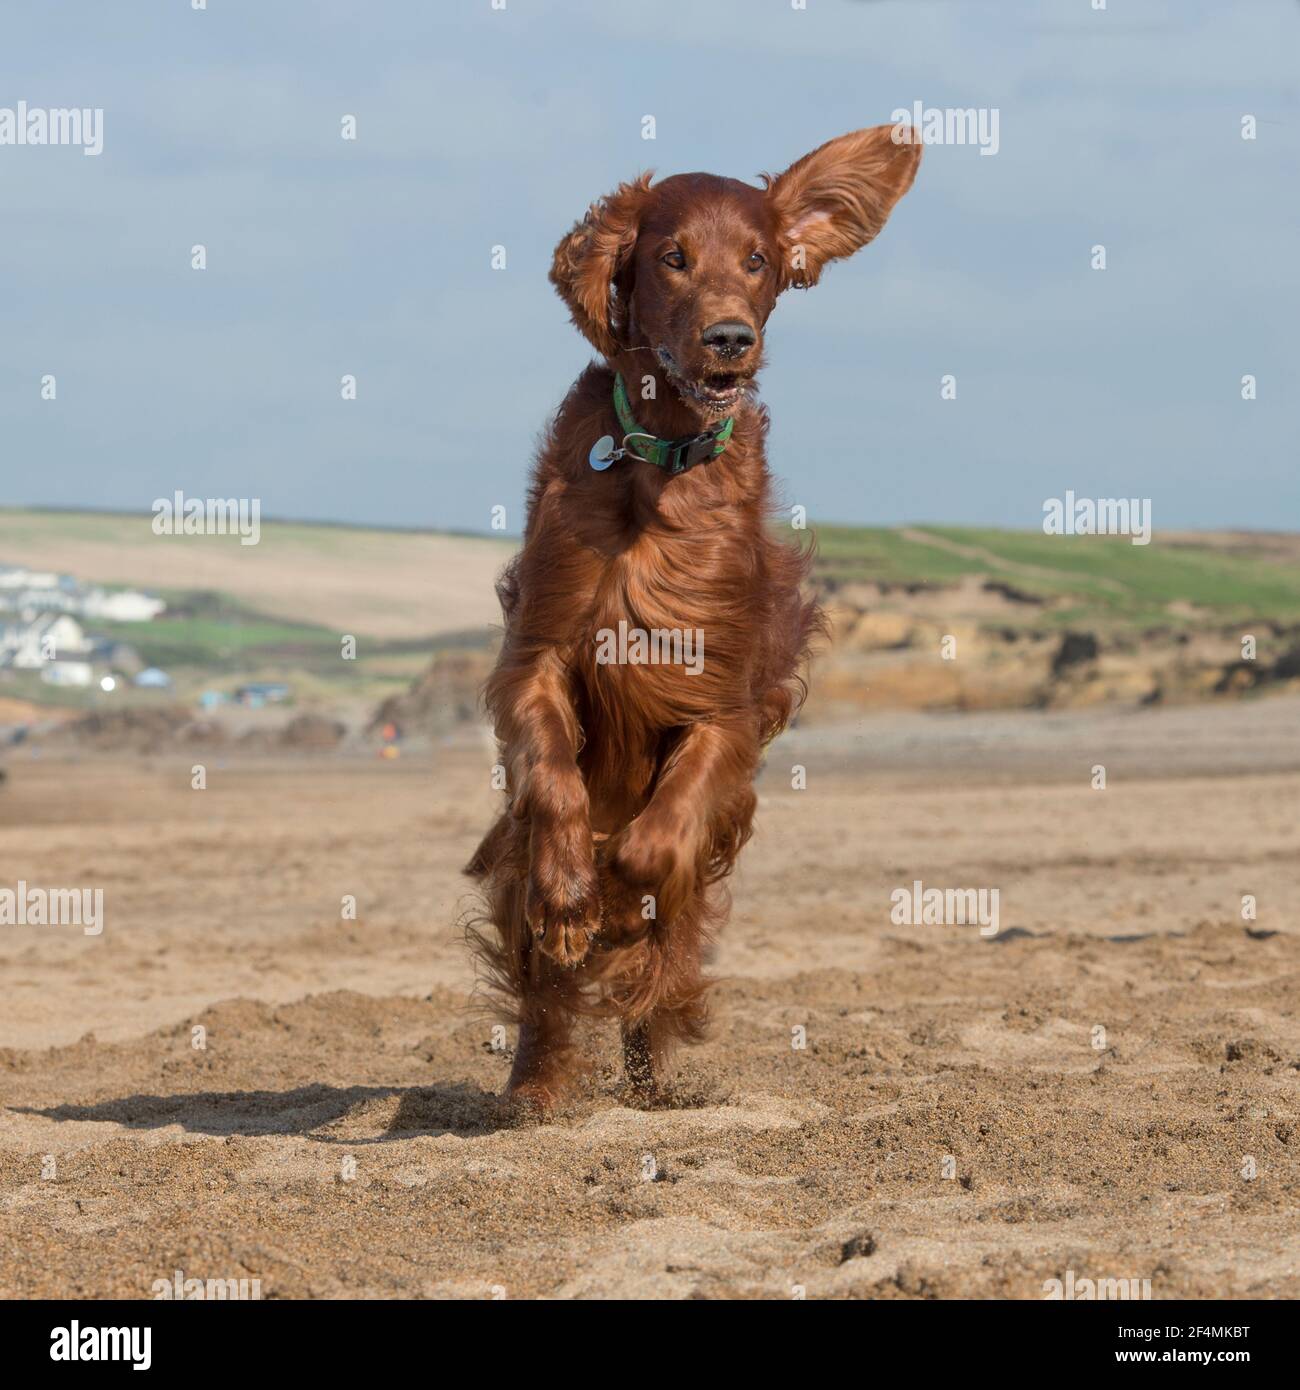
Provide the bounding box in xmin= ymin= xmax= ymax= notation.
xmin=604 ymin=718 xmax=759 ymax=1102
xmin=492 ymin=646 xmax=600 ymax=967
xmin=606 ymin=717 xmax=760 ymax=926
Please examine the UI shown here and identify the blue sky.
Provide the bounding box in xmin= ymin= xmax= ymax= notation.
xmin=2 ymin=0 xmax=1297 ymax=534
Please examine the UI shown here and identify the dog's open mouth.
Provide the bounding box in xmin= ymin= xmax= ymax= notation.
xmin=656 ymin=349 xmax=750 ymax=414
xmin=692 ymin=372 xmax=745 ymax=408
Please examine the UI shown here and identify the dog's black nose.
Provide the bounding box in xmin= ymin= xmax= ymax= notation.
xmin=701 ymin=320 xmax=756 ymax=358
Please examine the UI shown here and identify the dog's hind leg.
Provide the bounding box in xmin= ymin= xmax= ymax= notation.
xmin=620 ymin=997 xmax=707 ymax=1105
xmin=618 ymin=893 xmax=711 ymax=1105
xmin=621 ymin=1020 xmax=659 ymax=1102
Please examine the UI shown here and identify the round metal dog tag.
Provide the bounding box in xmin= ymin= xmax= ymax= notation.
xmin=588 ymin=435 xmax=616 ymax=470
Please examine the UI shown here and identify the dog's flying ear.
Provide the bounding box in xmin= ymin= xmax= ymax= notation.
xmin=550 ymin=174 xmax=653 ymax=357
xmin=763 ymin=126 xmax=920 ymax=290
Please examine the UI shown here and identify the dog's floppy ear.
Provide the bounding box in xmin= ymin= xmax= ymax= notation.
xmin=550 ymin=173 xmax=653 ymax=357
xmin=763 ymin=126 xmax=920 ymax=290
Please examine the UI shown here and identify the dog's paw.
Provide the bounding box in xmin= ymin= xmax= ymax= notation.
xmin=603 ymin=818 xmax=697 ymax=927
xmin=597 ymin=848 xmax=656 ymax=943
xmin=525 ymin=879 xmax=600 ymax=967
xmin=504 ymin=1078 xmax=561 ymax=1124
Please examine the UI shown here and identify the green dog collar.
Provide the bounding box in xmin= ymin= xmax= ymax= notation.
xmin=609 ymin=373 xmax=734 ymax=476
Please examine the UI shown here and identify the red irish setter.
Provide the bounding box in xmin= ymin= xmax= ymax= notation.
xmin=467 ymin=126 xmax=921 ymax=1114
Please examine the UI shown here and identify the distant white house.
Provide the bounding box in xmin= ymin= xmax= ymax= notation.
xmin=0 ymin=565 xmax=164 ymax=623
xmin=0 ymin=565 xmax=61 ymax=590
xmin=80 ymin=588 xmax=166 ymax=622
xmin=40 ymin=659 xmax=94 ymax=688
xmin=0 ymin=613 xmax=90 ymax=669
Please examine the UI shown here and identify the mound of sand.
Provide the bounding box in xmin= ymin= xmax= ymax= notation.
xmin=367 ymin=648 xmax=494 ymax=738
xmin=237 ymin=713 xmax=349 ymax=752
xmin=41 ymin=705 xmax=228 ymax=752
xmin=279 ymin=713 xmax=348 ymax=748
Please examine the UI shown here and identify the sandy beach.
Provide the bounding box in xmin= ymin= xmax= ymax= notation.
xmin=1 ymin=698 xmax=1297 ymax=1299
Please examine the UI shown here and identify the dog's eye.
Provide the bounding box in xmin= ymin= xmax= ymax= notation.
xmin=661 ymin=250 xmax=687 ymax=271
xmin=745 ymin=252 xmax=766 ymax=272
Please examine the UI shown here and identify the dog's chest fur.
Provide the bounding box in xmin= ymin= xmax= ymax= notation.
xmin=570 ymin=521 xmax=758 ymax=726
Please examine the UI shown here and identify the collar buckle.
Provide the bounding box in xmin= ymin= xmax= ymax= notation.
xmin=664 ymin=429 xmax=725 ymax=475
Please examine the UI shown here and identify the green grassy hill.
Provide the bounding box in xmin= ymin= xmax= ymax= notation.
xmin=814 ymin=525 xmax=1300 ymax=632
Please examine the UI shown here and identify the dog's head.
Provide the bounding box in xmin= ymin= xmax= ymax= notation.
xmin=550 ymin=126 xmax=921 ymax=418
